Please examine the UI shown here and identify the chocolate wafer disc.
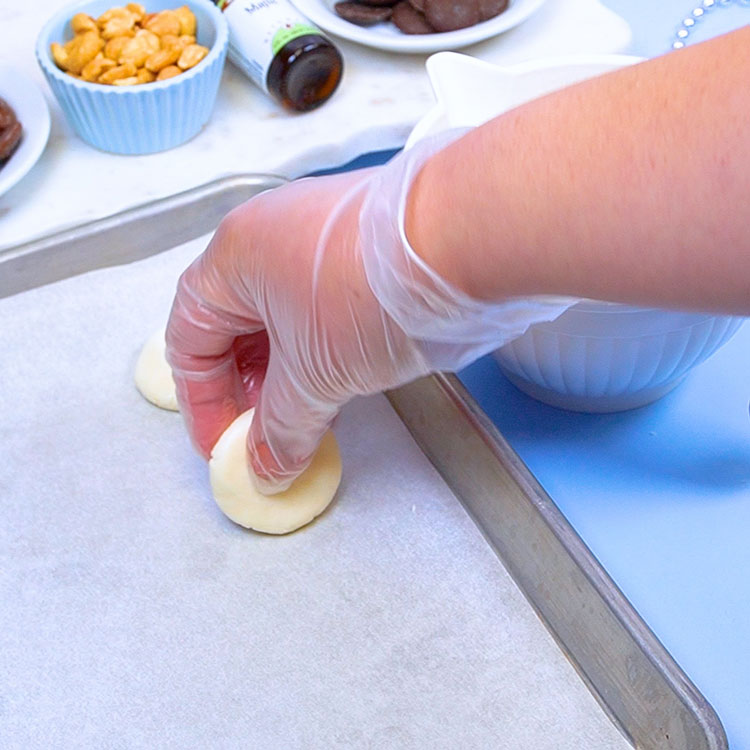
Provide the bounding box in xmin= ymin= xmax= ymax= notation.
xmin=0 ymin=120 xmax=22 ymax=161
xmin=424 ymin=0 xmax=480 ymax=31
xmin=335 ymin=1 xmax=393 ymax=24
xmin=0 ymin=97 xmax=21 ymax=163
xmin=358 ymin=0 xmax=400 ymax=7
xmin=391 ymin=1 xmax=435 ymax=33
xmin=0 ymin=98 xmax=15 ymax=130
xmin=478 ymin=0 xmax=508 ymax=21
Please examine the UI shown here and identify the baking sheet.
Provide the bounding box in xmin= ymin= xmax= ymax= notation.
xmin=0 ymin=236 xmax=629 ymax=749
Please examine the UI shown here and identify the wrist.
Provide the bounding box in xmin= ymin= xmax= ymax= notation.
xmin=358 ymin=131 xmax=575 ymax=372
xmin=403 ymin=155 xmax=468 ymax=294
xmin=402 ymin=129 xmax=510 ymax=303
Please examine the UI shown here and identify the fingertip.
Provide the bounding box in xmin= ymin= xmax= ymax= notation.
xmin=246 ymin=434 xmax=298 ymax=495
xmin=250 ymin=469 xmax=295 ymax=496
xmin=245 ymin=358 xmax=342 ymax=496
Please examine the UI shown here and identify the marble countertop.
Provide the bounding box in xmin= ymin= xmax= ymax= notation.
xmin=0 ymin=0 xmax=630 ymax=250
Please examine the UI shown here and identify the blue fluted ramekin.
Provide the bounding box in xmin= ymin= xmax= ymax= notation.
xmin=36 ymin=0 xmax=228 ymax=155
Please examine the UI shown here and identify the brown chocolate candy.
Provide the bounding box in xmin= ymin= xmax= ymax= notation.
xmin=424 ymin=0 xmax=480 ymax=31
xmin=357 ymin=0 xmax=399 ymax=7
xmin=335 ymin=0 xmax=507 ymax=33
xmin=0 ymin=120 xmax=22 ymax=162
xmin=335 ymin=1 xmax=392 ymax=23
xmin=478 ymin=0 xmax=508 ymax=21
xmin=0 ymin=97 xmax=16 ymax=130
xmin=391 ymin=1 xmax=435 ymax=33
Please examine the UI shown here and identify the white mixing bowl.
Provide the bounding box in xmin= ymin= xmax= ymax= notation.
xmin=407 ymin=52 xmax=744 ymax=412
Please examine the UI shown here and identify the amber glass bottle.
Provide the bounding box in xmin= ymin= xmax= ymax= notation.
xmin=214 ymin=0 xmax=343 ymax=112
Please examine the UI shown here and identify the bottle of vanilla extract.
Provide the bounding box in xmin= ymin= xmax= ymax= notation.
xmin=214 ymin=0 xmax=343 ymax=112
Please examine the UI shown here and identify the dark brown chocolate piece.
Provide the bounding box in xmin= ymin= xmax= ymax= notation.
xmin=335 ymin=0 xmax=508 ymax=33
xmin=478 ymin=0 xmax=508 ymax=21
xmin=335 ymin=1 xmax=392 ymax=23
xmin=391 ymin=1 xmax=435 ymax=33
xmin=357 ymin=0 xmax=399 ymax=7
xmin=424 ymin=0 xmax=480 ymax=31
xmin=0 ymin=97 xmax=15 ymax=130
xmin=0 ymin=120 xmax=22 ymax=161
xmin=0 ymin=97 xmax=21 ymax=165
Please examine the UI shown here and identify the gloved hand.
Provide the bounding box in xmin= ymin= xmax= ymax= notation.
xmin=166 ymin=130 xmax=574 ymax=493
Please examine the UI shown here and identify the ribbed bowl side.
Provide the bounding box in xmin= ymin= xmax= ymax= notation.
xmin=40 ymin=44 xmax=226 ymax=155
xmin=493 ymin=315 xmax=744 ymax=410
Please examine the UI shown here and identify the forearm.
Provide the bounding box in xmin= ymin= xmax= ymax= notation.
xmin=405 ymin=27 xmax=750 ymax=314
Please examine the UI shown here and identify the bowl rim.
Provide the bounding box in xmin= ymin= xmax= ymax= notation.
xmin=35 ymin=0 xmax=229 ymax=93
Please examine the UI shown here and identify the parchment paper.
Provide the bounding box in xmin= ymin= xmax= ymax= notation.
xmin=0 ymin=237 xmax=629 ymax=749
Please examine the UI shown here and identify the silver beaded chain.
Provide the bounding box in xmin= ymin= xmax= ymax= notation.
xmin=672 ymin=0 xmax=750 ymax=49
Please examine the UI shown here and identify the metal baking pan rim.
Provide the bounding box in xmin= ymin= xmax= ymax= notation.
xmin=387 ymin=373 xmax=727 ymax=750
xmin=0 ymin=173 xmax=728 ymax=750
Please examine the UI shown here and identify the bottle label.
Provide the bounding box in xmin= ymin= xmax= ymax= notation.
xmin=218 ymin=0 xmax=321 ymax=94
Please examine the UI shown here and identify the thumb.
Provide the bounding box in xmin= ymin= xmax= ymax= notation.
xmin=248 ymin=358 xmax=341 ymax=495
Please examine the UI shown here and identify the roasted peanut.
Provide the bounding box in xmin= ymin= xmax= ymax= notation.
xmin=135 ymin=28 xmax=160 ymax=53
xmin=63 ymin=31 xmax=104 ymax=74
xmin=143 ymin=9 xmax=181 ymax=36
xmin=50 ymin=42 xmax=69 ymax=70
xmin=113 ymin=76 xmax=140 ymax=85
xmin=160 ymin=32 xmax=195 ymax=50
xmin=103 ymin=35 xmax=130 ymax=60
xmin=100 ymin=14 xmax=137 ymax=40
xmin=126 ymin=3 xmax=147 ymax=22
xmin=97 ymin=61 xmax=137 ymax=84
xmin=118 ymin=35 xmax=150 ymax=67
xmin=71 ymin=13 xmax=98 ymax=34
xmin=81 ymin=53 xmax=117 ymax=81
xmin=174 ymin=6 xmax=197 ymax=35
xmin=177 ymin=43 xmax=208 ymax=70
xmin=144 ymin=45 xmax=180 ymax=72
xmin=136 ymin=67 xmax=156 ymax=83
xmin=156 ymin=64 xmax=181 ymax=81
xmin=158 ymin=33 xmax=180 ymax=49
xmin=97 ymin=7 xmax=132 ymax=25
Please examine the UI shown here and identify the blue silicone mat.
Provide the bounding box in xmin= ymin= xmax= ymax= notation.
xmin=460 ymin=322 xmax=750 ymax=747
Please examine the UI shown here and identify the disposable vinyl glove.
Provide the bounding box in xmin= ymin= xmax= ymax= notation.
xmin=166 ymin=130 xmax=575 ymax=493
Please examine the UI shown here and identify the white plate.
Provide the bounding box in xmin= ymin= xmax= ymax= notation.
xmin=0 ymin=65 xmax=51 ymax=199
xmin=291 ymin=0 xmax=547 ymax=53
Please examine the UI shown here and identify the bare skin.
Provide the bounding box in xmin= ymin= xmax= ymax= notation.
xmin=406 ymin=27 xmax=750 ymax=314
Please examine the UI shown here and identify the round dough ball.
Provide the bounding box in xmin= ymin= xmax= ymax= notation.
xmin=134 ymin=328 xmax=179 ymax=411
xmin=209 ymin=409 xmax=342 ymax=535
